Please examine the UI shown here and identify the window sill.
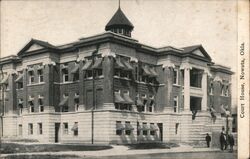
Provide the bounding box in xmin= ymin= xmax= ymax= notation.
xmin=27 ymin=83 xmax=45 ymax=86
xmin=190 ymin=86 xmax=202 ymax=89
xmin=16 ymin=88 xmax=24 ymax=91
xmin=173 ymin=84 xmax=181 ymax=87
xmin=114 ymin=76 xmax=131 ymax=81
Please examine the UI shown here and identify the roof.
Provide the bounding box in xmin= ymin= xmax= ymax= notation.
xmin=17 ymin=39 xmax=58 ymax=56
xmin=31 ymin=39 xmax=58 ymax=49
xmin=182 ymin=45 xmax=201 ymax=53
xmin=105 ymin=7 xmax=134 ymax=30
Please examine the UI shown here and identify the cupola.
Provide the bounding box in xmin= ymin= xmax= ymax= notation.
xmin=105 ymin=6 xmax=134 ymax=37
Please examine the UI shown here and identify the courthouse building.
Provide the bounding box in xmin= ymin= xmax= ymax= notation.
xmin=0 ymin=7 xmax=233 ymax=144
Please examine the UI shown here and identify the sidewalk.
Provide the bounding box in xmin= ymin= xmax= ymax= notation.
xmin=0 ymin=144 xmax=221 ymax=158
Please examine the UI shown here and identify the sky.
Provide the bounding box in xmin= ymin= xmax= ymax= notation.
xmin=0 ymin=0 xmax=238 ymax=105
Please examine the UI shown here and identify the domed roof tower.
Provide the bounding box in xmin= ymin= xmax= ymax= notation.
xmin=105 ymin=6 xmax=134 ymax=37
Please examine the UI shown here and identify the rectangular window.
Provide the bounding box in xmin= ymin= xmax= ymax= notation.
xmin=74 ymin=93 xmax=79 ymax=111
xmin=150 ymin=123 xmax=155 ymax=135
xmin=38 ymin=123 xmax=43 ymax=135
xmin=63 ymin=69 xmax=69 ymax=82
xmin=63 ymin=123 xmax=68 ymax=134
xmin=173 ymin=69 xmax=178 ymax=84
xmin=116 ymin=121 xmax=122 ymax=135
xmin=225 ymin=86 xmax=229 ymax=96
xmin=209 ymin=83 xmax=214 ymax=95
xmin=17 ymin=82 xmax=23 ymax=89
xmin=95 ymin=69 xmax=103 ymax=78
xmin=148 ymin=100 xmax=154 ymax=112
xmin=18 ymin=124 xmax=22 ymax=136
xmin=73 ymin=122 xmax=78 ymax=136
xmin=38 ymin=96 xmax=44 ymax=112
xmin=125 ymin=121 xmax=131 ymax=135
xmin=137 ymin=122 xmax=140 ymax=136
xmin=114 ymin=69 xmax=120 ymax=77
xmin=62 ymin=106 xmax=69 ymax=112
xmin=221 ymin=85 xmax=224 ymax=96
xmin=38 ymin=69 xmax=44 ymax=83
xmin=175 ymin=123 xmax=179 ymax=134
xmin=29 ymin=101 xmax=34 ymax=113
xmin=190 ymin=69 xmax=202 ymax=88
xmin=28 ymin=123 xmax=33 ymax=135
xmin=143 ymin=99 xmax=147 ymax=112
xmin=85 ymin=70 xmax=93 ymax=78
xmin=18 ymin=99 xmax=23 ymax=114
xmin=174 ymin=96 xmax=178 ymax=113
xmin=142 ymin=123 xmax=147 ymax=135
xmin=29 ymin=71 xmax=35 ymax=84
xmin=142 ymin=76 xmax=147 ymax=83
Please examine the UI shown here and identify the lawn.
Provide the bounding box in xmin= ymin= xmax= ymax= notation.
xmin=0 ymin=143 xmax=112 ymax=154
xmin=1 ymin=154 xmax=82 ymax=159
xmin=127 ymin=142 xmax=179 ymax=150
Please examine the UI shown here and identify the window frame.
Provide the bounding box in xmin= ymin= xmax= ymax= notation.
xmin=173 ymin=96 xmax=178 ymax=113
xmin=38 ymin=69 xmax=44 ymax=83
xmin=28 ymin=123 xmax=33 ymax=135
xmin=63 ymin=123 xmax=69 ymax=135
xmin=38 ymin=123 xmax=43 ymax=135
xmin=29 ymin=71 xmax=35 ymax=84
xmin=173 ymin=69 xmax=178 ymax=85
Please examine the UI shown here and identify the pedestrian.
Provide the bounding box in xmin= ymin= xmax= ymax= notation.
xmin=220 ymin=132 xmax=225 ymax=151
xmin=205 ymin=133 xmax=211 ymax=148
xmin=228 ymin=133 xmax=234 ymax=152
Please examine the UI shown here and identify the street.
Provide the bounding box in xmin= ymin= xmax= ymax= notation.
xmin=87 ymin=151 xmax=237 ymax=159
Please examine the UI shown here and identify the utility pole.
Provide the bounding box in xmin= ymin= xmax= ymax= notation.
xmin=91 ymin=46 xmax=99 ymax=144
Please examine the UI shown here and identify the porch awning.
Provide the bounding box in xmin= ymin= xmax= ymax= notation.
xmin=122 ymin=60 xmax=133 ymax=70
xmin=92 ymin=58 xmax=103 ymax=69
xmin=138 ymin=125 xmax=143 ymax=130
xmin=37 ymin=65 xmax=44 ymax=70
xmin=59 ymin=97 xmax=68 ymax=107
xmin=220 ymin=105 xmax=226 ymax=114
xmin=115 ymin=59 xmax=125 ymax=69
xmin=142 ymin=124 xmax=150 ymax=130
xmin=123 ymin=94 xmax=134 ymax=104
xmin=150 ymin=124 xmax=158 ymax=131
xmin=0 ymin=76 xmax=9 ymax=84
xmin=71 ymin=65 xmax=79 ymax=74
xmin=18 ymin=99 xmax=23 ymax=105
xmin=27 ymin=67 xmax=34 ymax=72
xmin=114 ymin=93 xmax=125 ymax=103
xmin=136 ymin=98 xmax=144 ymax=106
xmin=71 ymin=123 xmax=78 ymax=131
xmin=149 ymin=67 xmax=158 ymax=77
xmin=15 ymin=74 xmax=24 ymax=83
xmin=125 ymin=123 xmax=134 ymax=130
xmin=82 ymin=60 xmax=93 ymax=70
xmin=142 ymin=65 xmax=152 ymax=76
xmin=116 ymin=122 xmax=125 ymax=130
xmin=28 ymin=96 xmax=34 ymax=102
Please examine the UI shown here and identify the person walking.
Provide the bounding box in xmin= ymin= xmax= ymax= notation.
xmin=205 ymin=133 xmax=211 ymax=148
xmin=220 ymin=132 xmax=225 ymax=151
xmin=228 ymin=133 xmax=234 ymax=152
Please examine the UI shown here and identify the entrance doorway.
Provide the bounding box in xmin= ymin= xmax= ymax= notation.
xmin=55 ymin=123 xmax=60 ymax=143
xmin=157 ymin=123 xmax=163 ymax=141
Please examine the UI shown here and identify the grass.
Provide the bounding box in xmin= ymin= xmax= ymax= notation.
xmin=1 ymin=154 xmax=81 ymax=159
xmin=0 ymin=143 xmax=112 ymax=154
xmin=127 ymin=142 xmax=179 ymax=150
xmin=0 ymin=138 xmax=39 ymax=143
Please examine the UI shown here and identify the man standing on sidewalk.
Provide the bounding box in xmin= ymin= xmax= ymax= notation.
xmin=205 ymin=133 xmax=211 ymax=148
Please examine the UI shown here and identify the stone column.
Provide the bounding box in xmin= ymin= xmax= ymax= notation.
xmin=201 ymin=71 xmax=207 ymax=111
xmin=102 ymin=54 xmax=115 ymax=110
xmin=184 ymin=67 xmax=190 ymax=111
